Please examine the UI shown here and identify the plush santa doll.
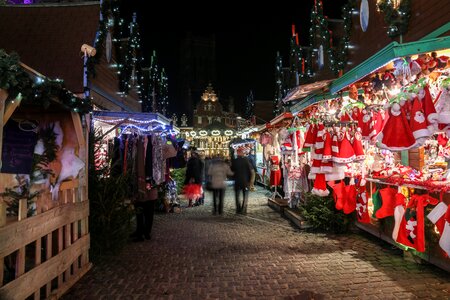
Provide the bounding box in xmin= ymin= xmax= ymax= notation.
xmin=409 ymin=96 xmax=431 ymax=145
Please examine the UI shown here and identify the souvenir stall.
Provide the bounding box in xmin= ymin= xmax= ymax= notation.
xmin=92 ymin=111 xmax=181 ymax=209
xmin=290 ymin=36 xmax=450 ymax=271
xmin=0 ymin=65 xmax=91 ymax=298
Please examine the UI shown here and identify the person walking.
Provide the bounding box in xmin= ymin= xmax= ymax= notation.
xmin=231 ymin=148 xmax=253 ymax=214
xmin=248 ymin=149 xmax=257 ymax=191
xmin=208 ymin=158 xmax=233 ymax=215
xmin=184 ymin=150 xmax=204 ymax=207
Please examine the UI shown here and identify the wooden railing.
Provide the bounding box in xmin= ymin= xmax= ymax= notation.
xmin=0 ymin=179 xmax=90 ymax=300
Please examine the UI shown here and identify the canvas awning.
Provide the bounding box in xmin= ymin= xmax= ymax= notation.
xmin=282 ymin=79 xmax=333 ymax=103
xmin=329 ymin=35 xmax=450 ymax=94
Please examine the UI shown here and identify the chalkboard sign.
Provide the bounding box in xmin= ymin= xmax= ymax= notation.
xmin=1 ymin=120 xmax=38 ymax=174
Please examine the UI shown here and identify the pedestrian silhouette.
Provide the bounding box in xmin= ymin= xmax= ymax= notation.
xmin=231 ymin=148 xmax=253 ymax=214
xmin=207 ymin=158 xmax=233 ymax=215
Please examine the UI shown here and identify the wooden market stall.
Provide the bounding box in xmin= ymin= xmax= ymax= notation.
xmin=0 ymin=63 xmax=90 ymax=299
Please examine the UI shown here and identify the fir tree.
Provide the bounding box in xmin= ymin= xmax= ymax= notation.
xmin=160 ymin=68 xmax=169 ymax=116
xmin=274 ymin=51 xmax=283 ymax=115
xmin=244 ymin=90 xmax=255 ymax=121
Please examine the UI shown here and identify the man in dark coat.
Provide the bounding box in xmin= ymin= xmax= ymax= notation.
xmin=231 ymin=148 xmax=253 ymax=214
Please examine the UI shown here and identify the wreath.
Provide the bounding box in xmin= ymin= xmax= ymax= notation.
xmin=377 ymin=0 xmax=412 ymax=38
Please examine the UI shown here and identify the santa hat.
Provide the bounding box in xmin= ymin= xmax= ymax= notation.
xmin=333 ymin=128 xmax=355 ymax=164
xmin=419 ymin=85 xmax=438 ymax=130
xmin=311 ymin=173 xmax=329 ymax=197
xmin=352 ymin=128 xmax=365 ymax=161
xmin=331 ymin=128 xmax=340 ymax=161
xmin=377 ymin=103 xmax=416 ymax=151
xmin=303 ymin=124 xmax=317 ymax=148
xmin=358 ymin=110 xmax=375 ymax=139
xmin=409 ymin=97 xmax=431 ymax=142
xmin=372 ymin=110 xmax=387 ymax=141
xmin=435 ymin=87 xmax=450 ymax=124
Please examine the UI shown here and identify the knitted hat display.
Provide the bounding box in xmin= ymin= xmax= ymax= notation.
xmin=409 ymin=97 xmax=431 ymax=143
xmin=311 ymin=173 xmax=329 ymax=197
xmin=439 ymin=206 xmax=450 ymax=256
xmin=322 ymin=130 xmax=332 ymax=161
xmin=352 ymin=128 xmax=365 ymax=161
xmin=303 ymin=124 xmax=317 ymax=148
xmin=377 ymin=103 xmax=416 ymax=151
xmin=419 ymin=85 xmax=438 ymax=131
xmin=334 ymin=128 xmax=355 ymax=164
xmin=435 ymin=87 xmax=450 ymax=124
xmin=375 ymin=186 xmax=398 ymax=219
xmin=331 ymin=128 xmax=340 ymax=161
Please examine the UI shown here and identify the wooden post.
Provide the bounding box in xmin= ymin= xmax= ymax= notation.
xmin=18 ymin=198 xmax=28 ymax=221
xmin=46 ymin=232 xmax=52 ymax=296
xmin=34 ymin=237 xmax=42 ymax=300
xmin=57 ymin=227 xmax=63 ymax=287
xmin=0 ymin=202 xmax=5 ymax=227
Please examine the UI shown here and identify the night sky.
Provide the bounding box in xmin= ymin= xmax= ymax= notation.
xmin=123 ymin=1 xmax=347 ymax=114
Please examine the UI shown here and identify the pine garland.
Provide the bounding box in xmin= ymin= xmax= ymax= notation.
xmin=377 ymin=0 xmax=411 ymax=38
xmin=0 ymin=49 xmax=92 ymax=114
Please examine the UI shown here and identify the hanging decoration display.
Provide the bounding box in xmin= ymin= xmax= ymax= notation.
xmin=376 ymin=0 xmax=412 ymax=38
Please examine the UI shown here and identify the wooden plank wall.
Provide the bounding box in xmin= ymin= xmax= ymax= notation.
xmin=345 ymin=0 xmax=450 ymax=73
xmin=0 ymin=107 xmax=90 ymax=299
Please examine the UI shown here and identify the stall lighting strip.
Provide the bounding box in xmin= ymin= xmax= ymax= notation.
xmin=93 ymin=116 xmax=167 ymax=126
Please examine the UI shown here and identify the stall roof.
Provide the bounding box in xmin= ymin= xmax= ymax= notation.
xmin=268 ymin=112 xmax=293 ymax=127
xmin=92 ymin=110 xmax=179 ymax=133
xmin=330 ymin=35 xmax=450 ymax=94
xmin=282 ymin=79 xmax=333 ymax=103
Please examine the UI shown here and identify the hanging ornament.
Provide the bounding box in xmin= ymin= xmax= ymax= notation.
xmin=105 ymin=31 xmax=112 ymax=63
xmin=360 ymin=0 xmax=369 ymax=32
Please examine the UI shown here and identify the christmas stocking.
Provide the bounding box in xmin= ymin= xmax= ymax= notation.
xmin=372 ymin=190 xmax=382 ymax=218
xmin=355 ymin=179 xmax=370 ymax=223
xmin=375 ymin=187 xmax=398 ymax=219
xmin=427 ymin=201 xmax=448 ymax=235
xmin=439 ymin=207 xmax=450 ymax=257
xmin=392 ymin=193 xmax=406 ymax=241
xmin=328 ymin=180 xmax=346 ymax=211
xmin=343 ymin=181 xmax=357 ymax=214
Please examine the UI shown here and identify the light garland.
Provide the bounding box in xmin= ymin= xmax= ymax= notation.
xmin=92 ymin=116 xmax=167 ymax=126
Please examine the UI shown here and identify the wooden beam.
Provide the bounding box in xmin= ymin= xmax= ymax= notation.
xmin=0 ymin=89 xmax=7 ymax=170
xmin=70 ymin=112 xmax=85 ymax=148
xmin=0 ymin=235 xmax=90 ymax=300
xmin=0 ymin=201 xmax=88 ymax=258
xmin=3 ymin=96 xmax=22 ymax=126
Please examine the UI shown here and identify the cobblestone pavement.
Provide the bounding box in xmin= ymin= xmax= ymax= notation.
xmin=63 ymin=186 xmax=450 ymax=299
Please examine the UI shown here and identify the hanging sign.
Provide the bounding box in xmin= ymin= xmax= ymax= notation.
xmin=360 ymin=0 xmax=369 ymax=32
xmin=1 ymin=120 xmax=38 ymax=175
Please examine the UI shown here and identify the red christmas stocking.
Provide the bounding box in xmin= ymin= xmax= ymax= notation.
xmin=439 ymin=206 xmax=450 ymax=256
xmin=328 ymin=180 xmax=346 ymax=211
xmin=343 ymin=182 xmax=357 ymax=214
xmin=375 ymin=187 xmax=398 ymax=219
xmin=355 ymin=179 xmax=370 ymax=223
